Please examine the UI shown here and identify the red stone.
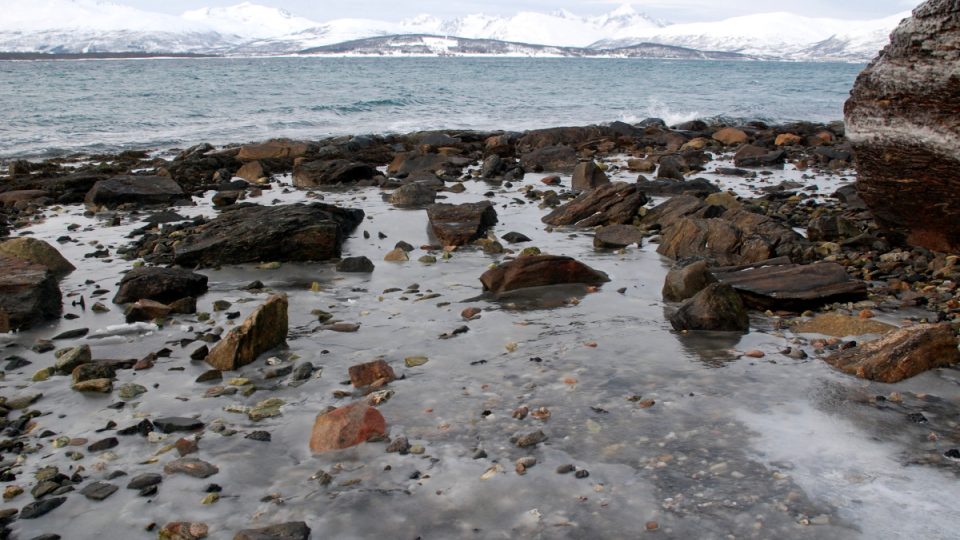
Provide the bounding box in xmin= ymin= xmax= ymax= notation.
xmin=309 ymin=402 xmax=387 ymax=453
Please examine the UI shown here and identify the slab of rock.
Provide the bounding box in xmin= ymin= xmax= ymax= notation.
xmin=542 ymin=182 xmax=648 ymax=227
xmin=173 ymin=203 xmax=364 ymax=267
xmin=84 ymin=175 xmax=189 ymax=209
xmin=712 ymin=262 xmax=867 ymax=310
xmin=635 ymin=177 xmax=720 ymax=197
xmin=669 ymin=283 xmax=749 ymax=333
xmin=480 ymin=255 xmax=609 ymax=295
xmin=426 ymin=202 xmax=498 ymax=247
xmin=206 ymin=294 xmax=288 ymax=371
xmin=163 ymin=457 xmax=219 ymax=479
xmin=113 ymin=267 xmax=208 ymax=304
xmin=388 ymin=182 xmax=437 ymax=207
xmin=80 ymin=481 xmax=118 ymax=501
xmin=19 ymin=497 xmax=66 ymax=519
xmin=733 ymin=145 xmax=786 ymax=167
xmin=153 ymin=417 xmax=205 ymax=434
xmin=571 ymin=161 xmax=609 ymax=192
xmin=126 ymin=473 xmax=163 ymax=490
xmin=844 ymin=1 xmax=960 ymax=252
xmin=663 ymin=260 xmax=715 ymax=302
xmin=292 ymin=159 xmax=378 ymax=187
xmin=348 ymin=359 xmax=396 ymax=388
xmin=0 ymin=253 xmax=61 ymax=330
xmin=309 ymin=402 xmax=387 ymax=453
xmin=825 ymin=323 xmax=960 ymax=383
xmin=237 ymin=140 xmax=311 ymax=161
xmin=793 ymin=313 xmax=897 ymax=337
xmin=593 ymin=224 xmax=644 ymax=248
xmin=0 ymin=238 xmax=74 ymax=276
xmin=388 ymin=152 xmax=470 ymax=180
xmin=234 ymin=522 xmax=311 ymax=540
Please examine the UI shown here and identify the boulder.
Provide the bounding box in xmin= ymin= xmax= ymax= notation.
xmin=593 ymin=224 xmax=644 ymax=249
xmin=807 ymin=214 xmax=861 ymax=242
xmin=389 ymin=182 xmax=437 ymax=207
xmin=712 ymin=127 xmax=749 ymax=146
xmin=348 ymin=359 xmax=396 ymax=388
xmin=656 ymin=155 xmax=688 ymax=181
xmin=166 ymin=143 xmax=241 ymax=189
xmin=519 ymin=145 xmax=578 ymax=173
xmin=205 ymin=294 xmax=288 ymax=371
xmin=84 ymin=176 xmax=190 ymax=209
xmin=113 ymin=267 xmax=208 ymax=304
xmin=663 ymin=260 xmax=715 ymax=302
xmin=235 ymin=161 xmax=267 ymax=183
xmin=234 ymin=522 xmax=311 ymax=540
xmin=292 ymin=159 xmax=378 ymax=187
xmin=712 ymin=261 xmax=867 ymax=310
xmin=669 ymin=283 xmax=749 ymax=333
xmin=0 ymin=237 xmax=74 ymax=276
xmin=426 ymin=202 xmax=498 ymax=247
xmin=237 ymin=140 xmax=311 ymax=162
xmin=173 ymin=203 xmax=364 ymax=267
xmin=825 ymin=323 xmax=960 ymax=383
xmin=542 ymin=182 xmax=648 ymax=227
xmin=309 ymin=401 xmax=387 ymax=453
xmin=0 ymin=253 xmax=61 ymax=330
xmin=844 ymin=1 xmax=960 ymax=253
xmin=571 ymin=161 xmax=610 ymax=192
xmin=627 ymin=158 xmax=656 ymax=173
xmin=388 ymin=152 xmax=470 ymax=180
xmin=733 ymin=145 xmax=786 ymax=167
xmin=775 ymin=133 xmax=803 ymax=146
xmin=337 ymin=256 xmax=375 ymax=273
xmin=480 ymin=255 xmax=609 ymax=295
xmin=635 ymin=177 xmax=720 ymax=197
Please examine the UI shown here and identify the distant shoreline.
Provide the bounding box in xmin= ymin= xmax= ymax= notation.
xmin=0 ymin=52 xmax=221 ymax=61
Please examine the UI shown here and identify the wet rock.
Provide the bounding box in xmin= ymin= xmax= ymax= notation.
xmin=163 ymin=458 xmax=219 ymax=479
xmin=87 ymin=437 xmax=118 ymax=452
xmin=656 ymin=155 xmax=688 ymax=181
xmin=292 ymin=159 xmax=378 ymax=187
xmin=807 ymin=214 xmax=860 ymax=242
xmin=84 ymin=176 xmax=189 ymax=209
xmin=235 ymin=160 xmax=267 ymax=183
xmin=206 ymin=294 xmax=288 ymax=371
xmin=515 ymin=430 xmax=547 ymax=448
xmin=844 ymin=1 xmax=960 ymax=252
xmin=571 ymin=161 xmax=609 ymax=192
xmin=212 ymin=190 xmax=241 ymax=207
xmin=80 ymin=481 xmax=117 ymax=501
xmin=71 ymin=378 xmax=113 ymax=393
xmin=733 ymin=145 xmax=785 ymax=167
xmin=336 ymin=256 xmax=375 ymax=273
xmin=501 ymin=232 xmax=531 ymax=244
xmin=635 ymin=177 xmax=720 ymax=197
xmin=126 ymin=473 xmax=162 ymax=491
xmin=542 ymin=182 xmax=648 ymax=227
xmin=19 ymin=497 xmax=66 ymax=519
xmin=384 ymin=248 xmax=409 ymax=262
xmin=309 ymin=401 xmax=387 ymax=453
xmin=0 ymin=238 xmax=74 ymax=276
xmin=712 ymin=261 xmax=867 ymax=310
xmin=55 ymin=344 xmax=91 ymax=374
xmin=348 ymin=359 xmax=396 ymax=388
xmin=172 ymin=203 xmax=364 ymax=267
xmin=825 ymin=323 xmax=960 ymax=383
xmin=124 ymin=299 xmax=172 ymax=323
xmin=388 ymin=182 xmax=437 ymax=207
xmin=669 ymin=283 xmax=749 ymax=333
xmin=0 ymin=253 xmax=61 ymax=330
xmin=159 ymin=521 xmax=209 ymax=540
xmin=153 ymin=417 xmax=205 ymax=434
xmin=712 ymin=127 xmax=749 ymax=145
xmin=662 ymin=260 xmax=715 ymax=302
xmin=593 ymin=224 xmax=644 ymax=249
xmin=386 ymin=436 xmax=411 ymax=454
xmin=519 ymin=145 xmax=577 ymax=173
xmin=388 ymin=151 xmax=470 ymax=180
xmin=480 ymin=255 xmax=609 ymax=295
xmin=237 ymin=139 xmax=311 ymax=162
xmin=426 ymin=202 xmax=498 ymax=247
xmin=792 ymin=313 xmax=896 ymax=337
xmin=72 ymin=362 xmax=116 ymax=384
xmin=233 ymin=522 xmax=311 ymax=540
xmin=113 ymin=267 xmax=208 ymax=305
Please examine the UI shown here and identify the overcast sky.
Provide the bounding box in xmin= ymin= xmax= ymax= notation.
xmin=121 ymin=0 xmax=923 ymax=22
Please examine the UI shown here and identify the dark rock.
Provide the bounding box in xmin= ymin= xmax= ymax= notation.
xmin=733 ymin=145 xmax=786 ymax=167
xmin=19 ymin=497 xmax=66 ymax=519
xmin=593 ymin=224 xmax=644 ymax=249
xmin=245 ymin=431 xmax=271 ymax=442
xmin=480 ymin=255 xmax=609 ymax=295
xmin=309 ymin=401 xmax=387 ymax=453
xmin=386 ymin=436 xmax=411 ymax=454
xmin=515 ymin=430 xmax=547 ymax=448
xmin=113 ymin=267 xmax=208 ymax=305
xmin=712 ymin=261 xmax=867 ymax=310
xmin=426 ymin=202 xmax=498 ymax=247
xmin=662 ymin=260 xmax=715 ymax=302
xmin=542 ymin=182 xmax=648 ymax=227
xmin=387 ymin=152 xmax=470 ymax=180
xmin=172 ymin=203 xmax=364 ymax=267
xmin=206 ymin=294 xmax=288 ymax=371
xmin=163 ymin=457 xmax=219 ymax=479
xmin=336 ymin=256 xmax=375 ymax=273
xmin=388 ymin=182 xmax=437 ymax=207
xmin=825 ymin=323 xmax=960 ymax=383
xmin=166 ymin=143 xmax=241 ymax=190
xmin=72 ymin=362 xmax=115 ymax=383
xmin=669 ymin=283 xmax=749 ymax=332
xmin=501 ymin=232 xmax=531 ymax=244
xmin=233 ymin=521 xmax=311 ymax=540
xmin=635 ymin=177 xmax=720 ymax=197
xmin=235 ymin=160 xmax=267 ymax=183
xmin=212 ymin=190 xmax=241 ymax=207
xmin=0 ymin=253 xmax=61 ymax=330
xmin=292 ymin=159 xmax=378 ymax=187
xmin=84 ymin=176 xmax=189 ymax=209
xmin=80 ymin=481 xmax=117 ymax=501
xmin=52 ymin=328 xmax=88 ymax=340
xmin=807 ymin=214 xmax=861 ymax=242
xmin=237 ymin=140 xmax=312 ymax=162
xmin=153 ymin=417 xmax=205 ymax=434
xmin=123 ymin=299 xmax=172 ymax=323
xmin=126 ymin=473 xmax=162 ymax=490
xmin=519 ymin=145 xmax=578 ymax=173
xmin=571 ymin=161 xmax=610 ymax=192
xmin=87 ymin=437 xmax=118 ymax=452
xmin=656 ymin=155 xmax=688 ymax=181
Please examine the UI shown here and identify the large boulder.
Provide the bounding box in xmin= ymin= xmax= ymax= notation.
xmin=669 ymin=283 xmax=749 ymax=333
xmin=0 ymin=253 xmax=61 ymax=330
xmin=825 ymin=323 xmax=960 ymax=383
xmin=712 ymin=261 xmax=867 ymax=310
xmin=0 ymin=238 xmax=74 ymax=276
xmin=173 ymin=203 xmax=364 ymax=267
xmin=113 ymin=267 xmax=208 ymax=304
xmin=206 ymin=294 xmax=288 ymax=371
xmin=542 ymin=182 xmax=648 ymax=227
xmin=292 ymin=159 xmax=378 ymax=187
xmin=571 ymin=161 xmax=610 ymax=192
xmin=844 ymin=1 xmax=960 ymax=253
xmin=426 ymin=202 xmax=498 ymax=247
xmin=480 ymin=255 xmax=609 ymax=295
xmin=309 ymin=402 xmax=387 ymax=453
xmin=84 ymin=176 xmax=190 ymax=209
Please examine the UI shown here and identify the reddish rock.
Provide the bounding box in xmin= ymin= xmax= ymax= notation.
xmin=235 ymin=160 xmax=267 ymax=183
xmin=309 ymin=402 xmax=387 ymax=453
xmin=387 ymin=151 xmax=471 ymax=180
xmin=237 ymin=139 xmax=310 ymax=161
xmin=426 ymin=202 xmax=498 ymax=247
xmin=825 ymin=323 xmax=960 ymax=382
xmin=348 ymin=359 xmax=396 ymax=388
xmin=775 ymin=133 xmax=803 ymax=146
xmin=593 ymin=224 xmax=644 ymax=249
xmin=461 ymin=307 xmax=482 ymax=320
xmin=480 ymin=255 xmax=609 ymax=295
xmin=124 ymin=299 xmax=172 ymax=323
xmin=206 ymin=294 xmax=288 ymax=371
xmin=712 ymin=127 xmax=749 ymax=145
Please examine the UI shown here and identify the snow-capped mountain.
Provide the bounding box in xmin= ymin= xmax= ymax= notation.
xmin=0 ymin=0 xmax=911 ymax=61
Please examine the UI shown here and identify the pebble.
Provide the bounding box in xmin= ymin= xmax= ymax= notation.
xmin=163 ymin=458 xmax=219 ymax=479
xmin=80 ymin=481 xmax=118 ymax=501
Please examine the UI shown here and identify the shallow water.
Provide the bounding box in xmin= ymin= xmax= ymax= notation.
xmin=3 ymin=158 xmax=959 ymax=539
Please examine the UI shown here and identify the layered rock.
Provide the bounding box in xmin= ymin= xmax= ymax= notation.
xmin=206 ymin=294 xmax=288 ymax=371
xmin=480 ymin=255 xmax=609 ymax=295
xmin=844 ymin=0 xmax=960 ymax=253
xmin=426 ymin=202 xmax=498 ymax=247
xmin=712 ymin=261 xmax=867 ymax=310
xmin=825 ymin=323 xmax=960 ymax=382
xmin=542 ymin=182 xmax=647 ymax=227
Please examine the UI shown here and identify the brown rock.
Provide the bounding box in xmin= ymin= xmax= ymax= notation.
xmin=0 ymin=237 xmax=75 ymax=276
xmin=0 ymin=253 xmax=61 ymax=330
xmin=733 ymin=145 xmax=786 ymax=167
xmin=234 ymin=522 xmax=311 ymax=540
xmin=206 ymin=294 xmax=288 ymax=371
xmin=593 ymin=224 xmax=644 ymax=249
xmin=159 ymin=522 xmax=209 ymax=540
xmin=712 ymin=127 xmax=749 ymax=146
xmin=775 ymin=133 xmax=803 ymax=146
xmin=0 ymin=190 xmax=47 ymax=206
xmin=662 ymin=260 xmax=715 ymax=302
xmin=113 ymin=267 xmax=208 ymax=305
xmin=712 ymin=261 xmax=867 ymax=310
xmin=825 ymin=323 xmax=960 ymax=382
xmin=571 ymin=161 xmax=610 ymax=192
xmin=237 ymin=140 xmax=310 ymax=161
xmin=669 ymin=283 xmax=749 ymax=333
xmin=480 ymin=255 xmax=609 ymax=295
xmin=387 ymin=151 xmax=470 ymax=179
xmin=793 ymin=313 xmax=897 ymax=337
xmin=626 ymin=158 xmax=656 ymax=173
xmin=124 ymin=299 xmax=172 ymax=323
xmin=84 ymin=175 xmax=189 ymax=209
xmin=309 ymin=402 xmax=387 ymax=453
xmin=235 ymin=161 xmax=267 ymax=183
xmin=348 ymin=359 xmax=396 ymax=388
xmin=519 ymin=145 xmax=578 ymax=173
xmin=72 ymin=378 xmax=113 ymax=393
xmin=293 ymin=159 xmax=378 ymax=187
xmin=542 ymin=182 xmax=648 ymax=227
xmin=426 ymin=202 xmax=498 ymax=247
xmin=461 ymin=307 xmax=482 ymax=320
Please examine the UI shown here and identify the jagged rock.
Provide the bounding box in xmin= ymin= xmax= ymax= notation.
xmin=669 ymin=283 xmax=749 ymax=332
xmin=234 ymin=522 xmax=311 ymax=540
xmin=571 ymin=161 xmax=609 ymax=192
xmin=542 ymin=182 xmax=648 ymax=227
xmin=426 ymin=202 xmax=498 ymax=246
xmin=480 ymin=255 xmax=609 ymax=295
xmin=292 ymin=159 xmax=378 ymax=187
xmin=388 ymin=182 xmax=437 ymax=207
xmin=640 ymin=194 xmax=722 ymax=229
xmin=84 ymin=176 xmax=190 ymax=209
xmin=172 ymin=203 xmax=364 ymax=267
xmin=113 ymin=267 xmax=208 ymax=304
xmin=0 ymin=238 xmax=74 ymax=276
xmin=825 ymin=323 xmax=960 ymax=382
xmin=206 ymin=294 xmax=288 ymax=371
xmin=0 ymin=253 xmax=61 ymax=330
xmin=309 ymin=402 xmax=387 ymax=453
xmin=712 ymin=261 xmax=867 ymax=310
xmin=593 ymin=224 xmax=644 ymax=249
xmin=519 ymin=145 xmax=578 ymax=173
xmin=663 ymin=260 xmax=715 ymax=302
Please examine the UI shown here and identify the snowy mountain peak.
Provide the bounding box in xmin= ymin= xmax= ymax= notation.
xmin=610 ymin=3 xmax=637 ymax=17
xmin=181 ymin=2 xmax=316 ymax=38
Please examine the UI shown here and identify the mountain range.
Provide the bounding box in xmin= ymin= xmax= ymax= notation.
xmin=0 ymin=0 xmax=910 ymax=61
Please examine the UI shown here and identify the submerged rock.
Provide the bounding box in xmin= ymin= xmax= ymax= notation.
xmin=309 ymin=402 xmax=387 ymax=453
xmin=0 ymin=253 xmax=61 ymax=330
xmin=206 ymin=294 xmax=288 ymax=371
xmin=336 ymin=256 xmax=375 ymax=273
xmin=825 ymin=323 xmax=960 ymax=383
xmin=669 ymin=283 xmax=749 ymax=333
xmin=113 ymin=267 xmax=208 ymax=305
xmin=426 ymin=202 xmax=498 ymax=247
xmin=480 ymin=255 xmax=609 ymax=295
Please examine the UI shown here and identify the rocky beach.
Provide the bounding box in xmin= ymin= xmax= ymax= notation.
xmin=0 ymin=1 xmax=959 ymax=539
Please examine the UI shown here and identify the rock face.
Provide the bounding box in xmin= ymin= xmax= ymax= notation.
xmin=173 ymin=203 xmax=364 ymax=267
xmin=206 ymin=294 xmax=288 ymax=371
xmin=113 ymin=267 xmax=208 ymax=304
xmin=480 ymin=255 xmax=609 ymax=295
xmin=309 ymin=401 xmax=387 ymax=453
xmin=0 ymin=237 xmax=74 ymax=276
xmin=825 ymin=323 xmax=960 ymax=382
xmin=292 ymin=159 xmax=378 ymax=187
xmin=84 ymin=176 xmax=190 ymax=209
xmin=426 ymin=202 xmax=498 ymax=246
xmin=234 ymin=522 xmax=311 ymax=540
xmin=712 ymin=261 xmax=867 ymax=310
xmin=669 ymin=283 xmax=749 ymax=333
xmin=571 ymin=161 xmax=610 ymax=192
xmin=0 ymin=253 xmax=61 ymax=330
xmin=542 ymin=182 xmax=648 ymax=227
xmin=844 ymin=1 xmax=960 ymax=253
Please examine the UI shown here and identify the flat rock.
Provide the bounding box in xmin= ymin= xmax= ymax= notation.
xmin=124 ymin=298 xmax=172 ymax=323
xmin=0 ymin=253 xmax=61 ymax=331
xmin=389 ymin=182 xmax=437 ymax=207
xmin=309 ymin=401 xmax=387 ymax=453
xmin=292 ymin=159 xmax=378 ymax=187
xmin=206 ymin=294 xmax=288 ymax=371
xmin=669 ymin=283 xmax=749 ymax=333
xmin=234 ymin=522 xmax=311 ymax=540
xmin=388 ymin=151 xmax=471 ymax=180
xmin=0 ymin=238 xmax=74 ymax=276
xmin=542 ymin=182 xmax=648 ymax=227
xmin=712 ymin=262 xmax=867 ymax=310
xmin=126 ymin=473 xmax=163 ymax=490
xmin=635 ymin=177 xmax=720 ymax=197
xmin=84 ymin=175 xmax=189 ymax=209
xmin=519 ymin=145 xmax=578 ymax=173
xmin=19 ymin=497 xmax=66 ymax=519
xmin=426 ymin=202 xmax=498 ymax=247
xmin=80 ymin=481 xmax=117 ymax=501
xmin=153 ymin=417 xmax=205 ymax=434
xmin=163 ymin=457 xmax=219 ymax=479
xmin=825 ymin=323 xmax=960 ymax=383
xmin=793 ymin=313 xmax=897 ymax=337
xmin=480 ymin=255 xmax=609 ymax=295
xmin=113 ymin=267 xmax=208 ymax=305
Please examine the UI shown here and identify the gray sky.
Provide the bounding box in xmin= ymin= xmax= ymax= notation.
xmin=121 ymin=0 xmax=923 ymax=22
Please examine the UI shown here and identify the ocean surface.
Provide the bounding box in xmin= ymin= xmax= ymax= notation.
xmin=0 ymin=57 xmax=864 ymax=158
